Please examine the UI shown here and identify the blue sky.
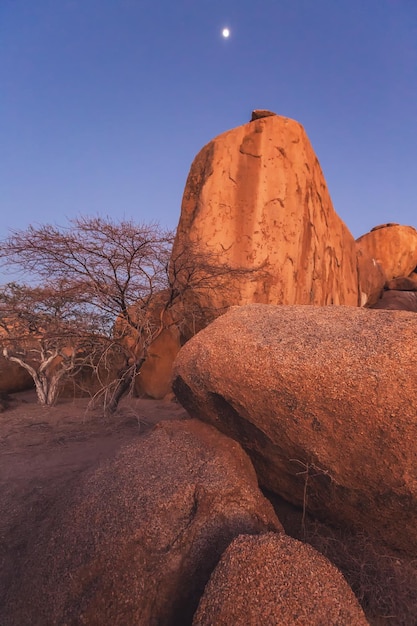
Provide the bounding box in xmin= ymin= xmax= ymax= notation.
xmin=1 ymin=0 xmax=416 ymax=243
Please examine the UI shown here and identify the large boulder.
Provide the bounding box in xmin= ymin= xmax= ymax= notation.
xmin=193 ymin=533 xmax=368 ymax=625
xmin=173 ymin=304 xmax=417 ymax=556
xmin=3 ymin=419 xmax=282 ymax=626
xmin=356 ymin=223 xmax=417 ymax=282
xmin=170 ymin=114 xmax=360 ymax=332
xmin=134 ymin=325 xmax=181 ymax=398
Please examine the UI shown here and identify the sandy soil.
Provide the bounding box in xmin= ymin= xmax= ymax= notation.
xmin=0 ymin=389 xmax=189 ymax=613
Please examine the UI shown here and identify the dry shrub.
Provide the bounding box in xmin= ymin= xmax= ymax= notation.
xmin=265 ymin=492 xmax=417 ymax=625
xmin=304 ymin=519 xmax=417 ymax=625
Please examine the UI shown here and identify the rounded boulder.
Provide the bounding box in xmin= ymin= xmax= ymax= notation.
xmin=173 ymin=304 xmax=417 ymax=556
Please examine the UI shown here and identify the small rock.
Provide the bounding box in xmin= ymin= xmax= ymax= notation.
xmin=193 ymin=533 xmax=368 ymax=625
xmin=250 ymin=109 xmax=277 ymax=120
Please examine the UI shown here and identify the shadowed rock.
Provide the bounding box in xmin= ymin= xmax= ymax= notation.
xmin=386 ymin=274 xmax=417 ymax=291
xmin=0 ymin=391 xmax=10 ymax=412
xmin=2 ymin=419 xmax=282 ymax=626
xmin=371 ymin=289 xmax=417 ymax=312
xmin=250 ymin=109 xmax=277 ymax=120
xmin=0 ymin=355 xmax=33 ymax=393
xmin=193 ymin=533 xmax=368 ymax=625
xmin=173 ymin=304 xmax=417 ymax=556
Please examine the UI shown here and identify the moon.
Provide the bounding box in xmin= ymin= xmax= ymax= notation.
xmin=222 ymin=28 xmax=230 ymax=38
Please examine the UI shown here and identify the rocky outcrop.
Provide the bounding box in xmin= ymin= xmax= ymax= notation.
xmin=134 ymin=326 xmax=181 ymax=398
xmin=170 ymin=114 xmax=360 ymax=333
xmin=4 ymin=419 xmax=281 ymax=626
xmin=173 ymin=304 xmax=417 ymax=556
xmin=371 ymin=290 xmax=417 ymax=312
xmin=193 ymin=533 xmax=368 ymax=625
xmin=115 ymin=291 xmax=182 ymax=399
xmin=367 ymin=263 xmax=417 ymax=312
xmin=356 ymin=223 xmax=417 ymax=282
xmin=0 ymin=356 xmax=33 ymax=393
xmin=356 ymin=247 xmax=386 ymax=306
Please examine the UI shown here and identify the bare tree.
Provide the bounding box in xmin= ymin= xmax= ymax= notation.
xmin=1 ymin=217 xmax=174 ymax=322
xmin=0 ymin=218 xmax=175 ymax=412
xmin=0 ymin=282 xmax=110 ymax=406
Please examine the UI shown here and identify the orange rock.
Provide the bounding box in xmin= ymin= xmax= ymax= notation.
xmin=173 ymin=304 xmax=417 ymax=556
xmin=115 ymin=291 xmax=181 ymax=399
xmin=134 ymin=325 xmax=181 ymax=398
xmin=171 ymin=115 xmax=360 ymax=323
xmin=356 ymin=247 xmax=386 ymax=306
xmin=356 ymin=223 xmax=417 ymax=281
xmin=193 ymin=533 xmax=368 ymax=625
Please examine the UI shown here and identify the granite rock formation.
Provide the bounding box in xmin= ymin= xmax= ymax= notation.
xmin=173 ymin=304 xmax=417 ymax=556
xmin=115 ymin=291 xmax=182 ymax=399
xmin=170 ymin=114 xmax=361 ymax=332
xmin=193 ymin=533 xmax=368 ymax=625
xmin=134 ymin=325 xmax=181 ymax=398
xmin=356 ymin=223 xmax=417 ymax=282
xmin=3 ymin=419 xmax=281 ymax=625
xmin=369 ymin=266 xmax=417 ymax=312
xmin=355 ymin=246 xmax=386 ymax=306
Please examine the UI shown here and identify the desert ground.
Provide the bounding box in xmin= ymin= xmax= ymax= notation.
xmin=0 ymin=389 xmax=190 ymax=612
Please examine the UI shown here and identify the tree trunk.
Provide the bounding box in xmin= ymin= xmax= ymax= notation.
xmin=104 ymin=358 xmax=145 ymax=417
xmin=4 ymin=352 xmax=62 ymax=406
xmin=33 ymin=379 xmax=48 ymax=405
xmin=33 ymin=372 xmax=61 ymax=406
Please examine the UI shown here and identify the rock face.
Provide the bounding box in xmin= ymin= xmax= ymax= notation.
xmin=173 ymin=304 xmax=417 ymax=556
xmin=170 ymin=114 xmax=360 ymax=330
xmin=134 ymin=325 xmax=181 ymax=398
xmin=193 ymin=533 xmax=368 ymax=625
xmin=115 ymin=292 xmax=182 ymax=399
xmin=356 ymin=223 xmax=417 ymax=282
xmin=0 ymin=356 xmax=33 ymax=393
xmin=4 ymin=419 xmax=282 ymax=626
xmin=355 ymin=246 xmax=386 ymax=306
